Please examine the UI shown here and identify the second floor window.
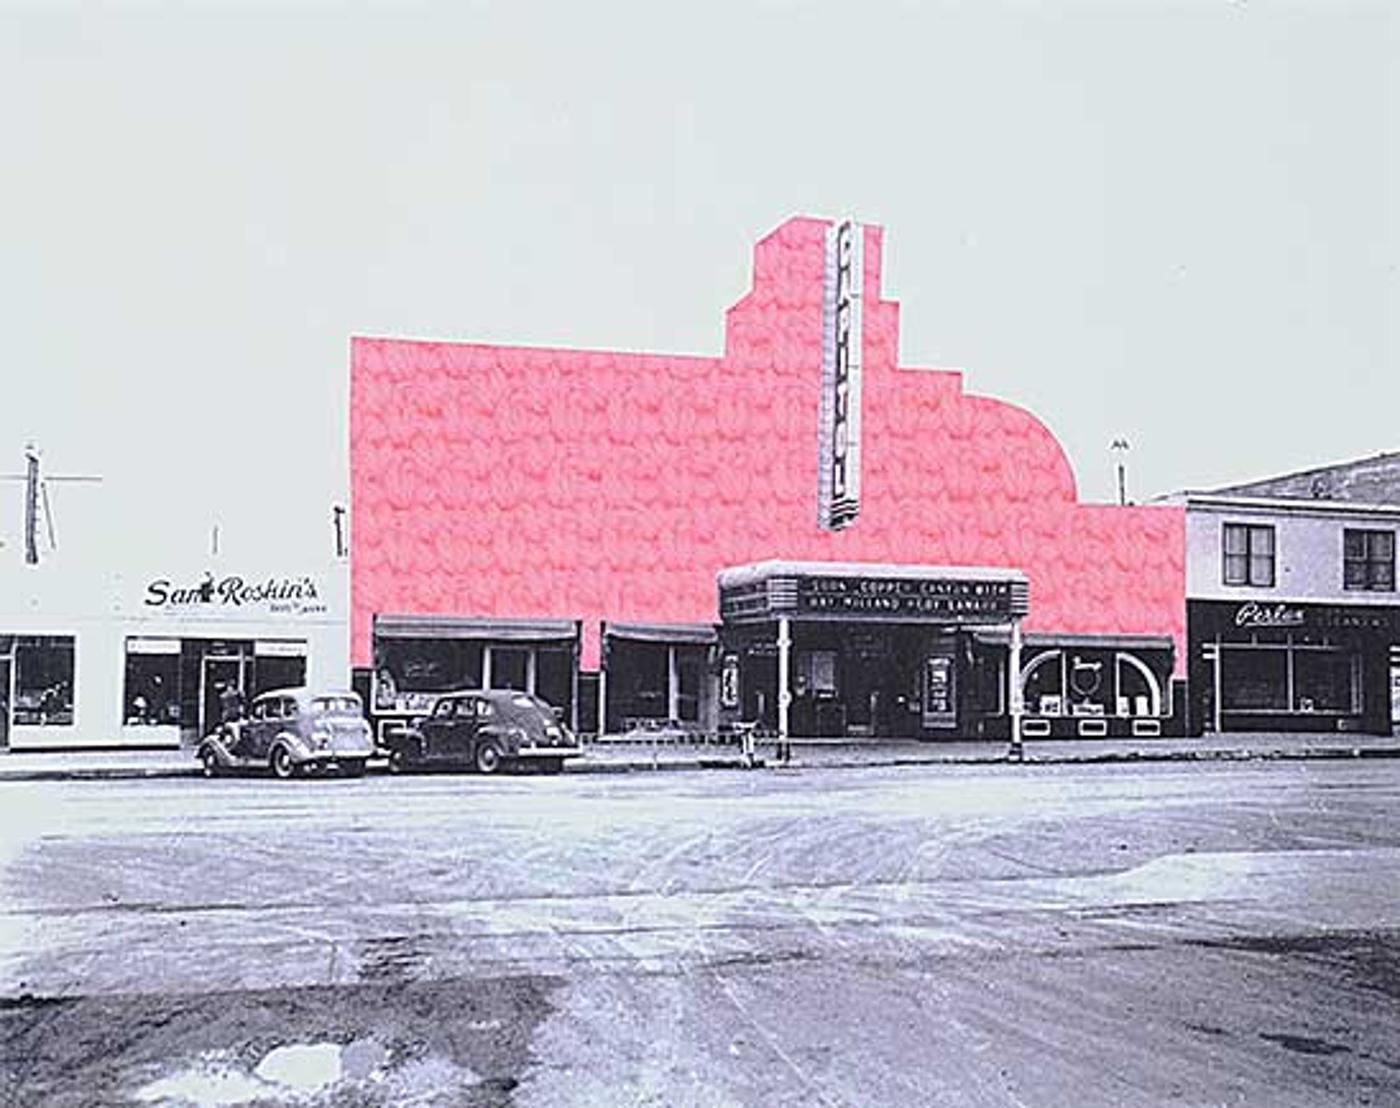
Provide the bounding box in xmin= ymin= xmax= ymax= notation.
xmin=1223 ymin=523 xmax=1275 ymax=587
xmin=1343 ymin=529 xmax=1395 ymax=591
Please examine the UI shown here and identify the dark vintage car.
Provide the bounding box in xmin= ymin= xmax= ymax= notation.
xmin=197 ymin=687 xmax=375 ymax=779
xmin=382 ymin=689 xmax=583 ymax=774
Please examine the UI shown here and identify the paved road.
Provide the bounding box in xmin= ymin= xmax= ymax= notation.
xmin=2 ymin=762 xmax=1399 ymax=1106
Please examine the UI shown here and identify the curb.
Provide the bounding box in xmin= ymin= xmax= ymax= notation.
xmin=3 ymin=745 xmax=1396 ymax=782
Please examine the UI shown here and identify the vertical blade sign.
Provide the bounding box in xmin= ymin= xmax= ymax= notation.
xmin=818 ymin=219 xmax=863 ymax=530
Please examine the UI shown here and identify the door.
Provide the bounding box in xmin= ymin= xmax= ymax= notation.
xmin=491 ymin=647 xmax=530 ymax=691
xmin=0 ymin=657 xmax=10 ymax=751
xmin=1391 ymin=662 xmax=1400 ymax=730
xmin=201 ymin=655 xmax=245 ymax=738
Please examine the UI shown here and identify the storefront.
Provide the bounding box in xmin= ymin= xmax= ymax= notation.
xmin=974 ymin=631 xmax=1176 ymax=738
xmin=717 ymin=561 xmax=1030 ymax=740
xmin=600 ymin=622 xmax=717 ymax=735
xmin=1188 ymin=599 xmax=1399 ymax=735
xmin=1 ymin=564 xmax=349 ymax=751
xmin=365 ymin=615 xmax=581 ymax=743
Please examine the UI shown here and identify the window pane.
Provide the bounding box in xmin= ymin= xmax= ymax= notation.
xmin=1220 ymin=648 xmax=1288 ymax=710
xmin=125 ymin=649 xmax=180 ymax=725
xmin=1224 ymin=553 xmax=1248 ymax=585
xmin=15 ymin=637 xmax=75 ymax=726
xmin=1373 ymin=531 xmax=1395 ymax=559
xmin=1251 ymin=526 xmax=1274 ymax=555
xmin=1344 ymin=531 xmax=1366 ymax=559
xmin=1223 ymin=525 xmax=1248 ymax=555
xmin=1344 ymin=560 xmax=1368 ymax=589
xmin=1249 ymin=554 xmax=1274 ymax=586
xmin=1294 ymin=651 xmax=1355 ymax=713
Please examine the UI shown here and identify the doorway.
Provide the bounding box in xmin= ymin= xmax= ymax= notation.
xmin=200 ymin=655 xmax=246 ymax=737
xmin=0 ymin=656 xmax=10 ymax=750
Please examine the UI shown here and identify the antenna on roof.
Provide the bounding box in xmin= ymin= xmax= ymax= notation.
xmin=1111 ymin=438 xmax=1131 ymax=506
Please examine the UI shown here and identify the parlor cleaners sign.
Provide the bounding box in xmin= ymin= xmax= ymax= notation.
xmin=1234 ymin=601 xmax=1306 ymax=628
xmin=144 ymin=573 xmax=327 ymax=615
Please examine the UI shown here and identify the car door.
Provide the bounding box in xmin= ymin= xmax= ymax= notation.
xmin=252 ymin=698 xmax=280 ymax=759
xmin=419 ymin=697 xmax=457 ymax=761
xmin=439 ymin=697 xmax=476 ymax=763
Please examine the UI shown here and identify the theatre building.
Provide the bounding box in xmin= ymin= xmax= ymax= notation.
xmin=1177 ymin=455 xmax=1400 ymax=736
xmin=351 ymin=216 xmax=1186 ymax=740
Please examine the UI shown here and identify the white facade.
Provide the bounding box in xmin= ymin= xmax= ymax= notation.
xmin=1184 ymin=495 xmax=1400 ymax=603
xmin=0 ymin=478 xmax=349 ymax=751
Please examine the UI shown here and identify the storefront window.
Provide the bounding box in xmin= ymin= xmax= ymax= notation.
xmin=608 ymin=640 xmax=668 ymax=728
xmin=1220 ymin=647 xmax=1287 ymax=711
xmin=1293 ymin=649 xmax=1357 ymax=713
xmin=536 ymin=648 xmax=574 ymax=718
xmin=1022 ymin=650 xmax=1064 ymax=715
xmin=124 ymin=638 xmax=181 ymax=725
xmin=374 ymin=638 xmax=482 ymax=712
xmin=14 ymin=636 xmax=75 ymax=726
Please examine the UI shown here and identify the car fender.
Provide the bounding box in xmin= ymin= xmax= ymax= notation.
xmin=383 ymin=727 xmax=425 ymax=760
xmin=275 ymin=731 xmax=313 ymax=760
xmin=197 ymin=734 xmax=237 ymax=767
xmin=476 ymin=726 xmax=519 ymax=756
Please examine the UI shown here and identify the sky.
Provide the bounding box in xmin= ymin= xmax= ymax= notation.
xmin=1 ymin=0 xmax=1395 ymax=569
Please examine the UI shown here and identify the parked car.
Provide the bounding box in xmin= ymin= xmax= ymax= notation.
xmin=197 ymin=687 xmax=375 ymax=779
xmin=382 ymin=689 xmax=582 ymax=774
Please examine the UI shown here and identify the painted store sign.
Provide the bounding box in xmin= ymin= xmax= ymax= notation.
xmin=144 ymin=573 xmax=328 ymax=616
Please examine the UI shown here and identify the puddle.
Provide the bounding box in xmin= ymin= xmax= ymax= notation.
xmin=134 ymin=1062 xmax=272 ymax=1105
xmin=134 ymin=1039 xmax=384 ymax=1105
xmin=254 ymin=1042 xmax=343 ymax=1091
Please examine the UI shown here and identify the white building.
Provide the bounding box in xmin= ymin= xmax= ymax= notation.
xmin=1176 ymin=480 xmax=1400 ymax=736
xmin=0 ymin=457 xmax=348 ymax=751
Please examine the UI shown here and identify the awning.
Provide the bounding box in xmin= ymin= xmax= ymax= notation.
xmin=604 ymin=622 xmax=718 ymax=646
xmin=973 ymin=630 xmax=1174 ymax=652
xmin=374 ymin=615 xmax=579 ymax=644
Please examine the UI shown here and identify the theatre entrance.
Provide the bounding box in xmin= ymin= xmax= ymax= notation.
xmin=717 ymin=561 xmax=1029 ymax=742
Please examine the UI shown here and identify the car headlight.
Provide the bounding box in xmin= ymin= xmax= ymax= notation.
xmin=311 ymin=725 xmax=332 ymax=750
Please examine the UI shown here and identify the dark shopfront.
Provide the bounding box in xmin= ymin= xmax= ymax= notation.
xmin=717 ymin=561 xmax=1030 ymax=740
xmin=601 ymin=622 xmax=717 ymax=735
xmin=363 ymin=615 xmax=581 ymax=743
xmin=1188 ymin=599 xmax=1400 ymax=736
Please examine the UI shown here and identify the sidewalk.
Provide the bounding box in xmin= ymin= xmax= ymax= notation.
xmin=0 ymin=731 xmax=1396 ymax=781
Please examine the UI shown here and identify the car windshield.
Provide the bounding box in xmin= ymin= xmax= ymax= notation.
xmin=312 ymin=696 xmax=361 ymax=716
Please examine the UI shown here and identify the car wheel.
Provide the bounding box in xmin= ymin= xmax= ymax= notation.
xmin=474 ymin=741 xmax=504 ymax=775
xmin=387 ymin=748 xmax=409 ymax=775
xmin=271 ymin=746 xmax=297 ymax=780
xmin=200 ymin=747 xmax=221 ymax=779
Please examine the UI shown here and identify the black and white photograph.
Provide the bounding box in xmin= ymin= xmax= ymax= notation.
xmin=1 ymin=2 xmax=1397 ymax=1105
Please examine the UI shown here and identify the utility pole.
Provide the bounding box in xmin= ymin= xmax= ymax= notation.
xmin=1 ymin=446 xmax=103 ymax=565
xmin=23 ymin=446 xmax=40 ymax=565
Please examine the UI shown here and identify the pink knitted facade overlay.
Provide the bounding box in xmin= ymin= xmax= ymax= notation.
xmin=351 ymin=217 xmax=1185 ymax=671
